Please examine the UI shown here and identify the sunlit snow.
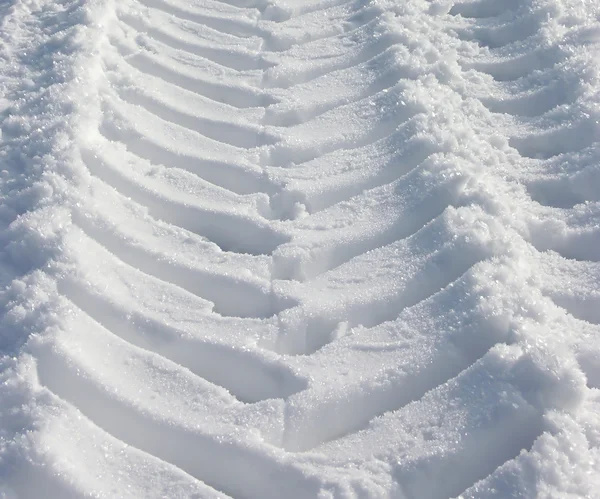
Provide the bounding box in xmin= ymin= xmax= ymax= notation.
xmin=0 ymin=0 xmax=599 ymax=497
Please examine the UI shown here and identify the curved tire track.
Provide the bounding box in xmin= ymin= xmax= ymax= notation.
xmin=16 ymin=0 xmax=599 ymax=496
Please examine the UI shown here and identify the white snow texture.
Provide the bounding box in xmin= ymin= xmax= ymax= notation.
xmin=0 ymin=0 xmax=599 ymax=497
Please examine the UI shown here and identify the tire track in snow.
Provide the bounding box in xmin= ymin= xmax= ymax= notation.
xmin=34 ymin=326 xmax=310 ymax=499
xmin=274 ymin=0 xmax=597 ymax=494
xmin=112 ymin=41 xmax=275 ymax=108
xmin=82 ymin=148 xmax=288 ymax=255
xmin=118 ymin=13 xmax=272 ymax=72
xmin=264 ymin=21 xmax=411 ymax=90
xmin=58 ymin=276 xmax=304 ymax=403
xmin=9 ymin=0 xmax=598 ymax=495
xmin=71 ymin=214 xmax=288 ymax=318
xmin=116 ymin=85 xmax=278 ymax=150
xmin=439 ymin=1 xmax=599 ymax=494
xmin=278 ymin=273 xmax=513 ymax=451
xmin=135 ymin=0 xmax=263 ymax=38
xmin=28 ymin=2 xmax=315 ymax=491
xmin=452 ymin=0 xmax=600 ymax=267
xmin=76 ymin=0 xmax=528 ymax=488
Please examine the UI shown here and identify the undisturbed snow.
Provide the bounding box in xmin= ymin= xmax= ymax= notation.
xmin=0 ymin=0 xmax=600 ymax=497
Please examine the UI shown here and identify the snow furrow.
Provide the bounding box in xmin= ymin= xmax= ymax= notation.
xmin=115 ymin=85 xmax=278 ymax=149
xmin=36 ymin=359 xmax=272 ymax=499
xmin=264 ymin=19 xmax=410 ymax=89
xmin=116 ymin=46 xmax=273 ymax=108
xmin=70 ymin=218 xmax=283 ymax=318
xmin=274 ymin=209 xmax=495 ymax=355
xmin=135 ymin=0 xmax=262 ymax=38
xmin=58 ymin=279 xmax=301 ymax=402
xmin=117 ymin=14 xmax=270 ymax=72
xmin=82 ymin=149 xmax=288 ymax=255
xmin=449 ymin=0 xmax=521 ymax=19
xmin=455 ymin=13 xmax=541 ymax=49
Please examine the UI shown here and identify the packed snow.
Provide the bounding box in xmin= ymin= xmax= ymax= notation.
xmin=1 ymin=0 xmax=600 ymax=496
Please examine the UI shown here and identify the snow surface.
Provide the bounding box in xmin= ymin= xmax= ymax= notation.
xmin=1 ymin=0 xmax=600 ymax=496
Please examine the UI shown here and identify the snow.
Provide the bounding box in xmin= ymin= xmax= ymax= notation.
xmin=0 ymin=0 xmax=599 ymax=496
